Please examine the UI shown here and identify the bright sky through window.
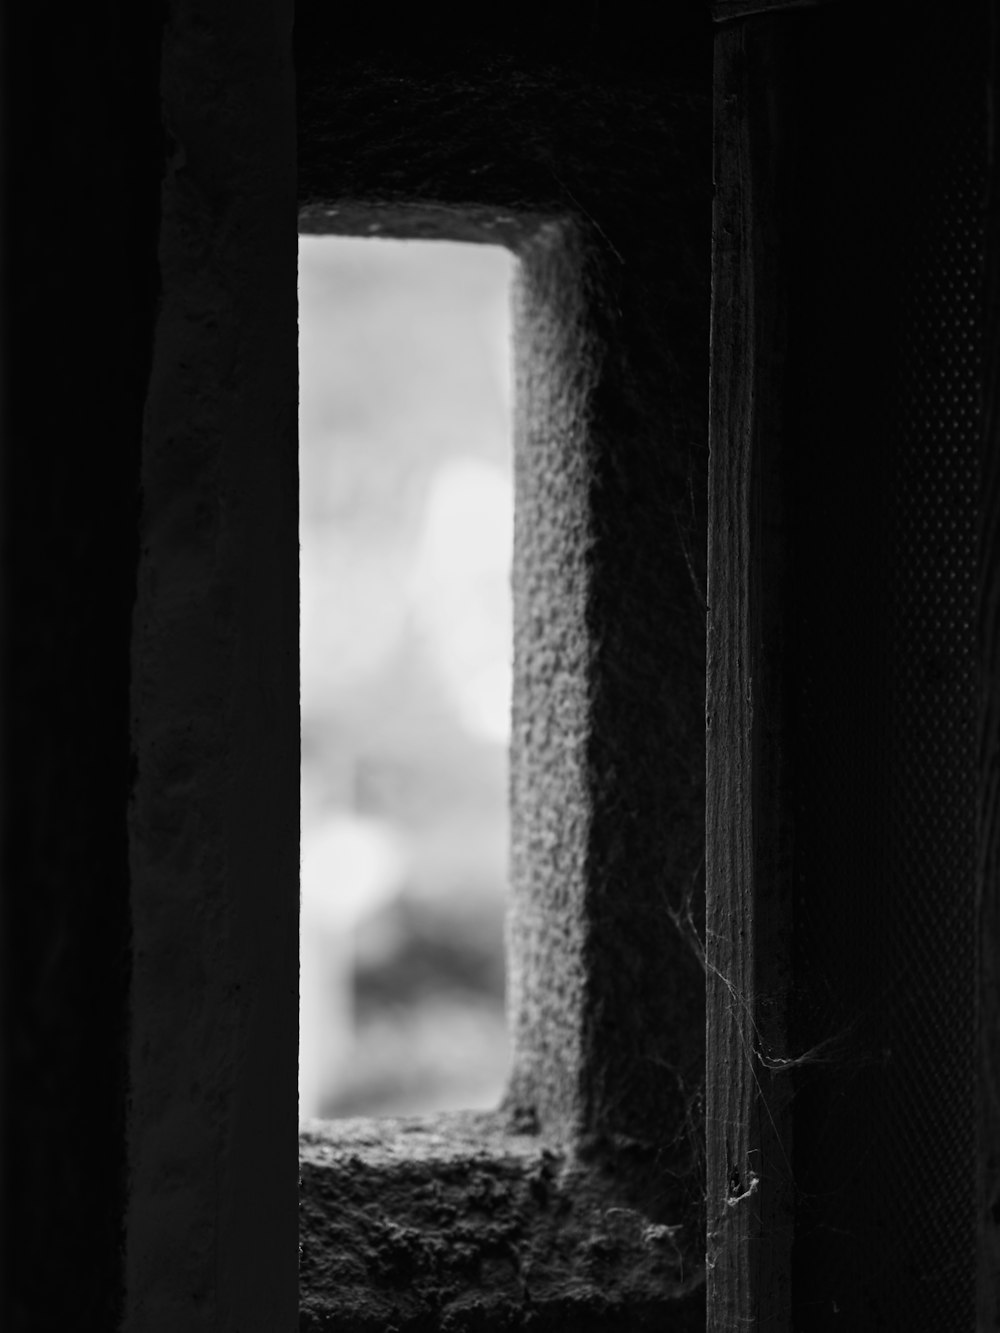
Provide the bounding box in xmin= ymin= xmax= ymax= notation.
xmin=298 ymin=235 xmax=514 ymax=1121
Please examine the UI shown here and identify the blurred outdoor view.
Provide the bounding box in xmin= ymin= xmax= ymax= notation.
xmin=298 ymin=235 xmax=515 ymax=1121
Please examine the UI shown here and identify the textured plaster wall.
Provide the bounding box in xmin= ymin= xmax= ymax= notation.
xmin=507 ymin=212 xmax=708 ymax=1152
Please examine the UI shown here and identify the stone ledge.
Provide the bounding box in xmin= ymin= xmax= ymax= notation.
xmin=299 ymin=1111 xmax=704 ymax=1331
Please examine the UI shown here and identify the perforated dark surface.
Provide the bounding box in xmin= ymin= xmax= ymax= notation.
xmin=875 ymin=23 xmax=982 ymax=1319
xmin=784 ymin=9 xmax=987 ymax=1326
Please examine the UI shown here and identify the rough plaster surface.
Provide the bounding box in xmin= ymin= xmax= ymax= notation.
xmin=299 ymin=1113 xmax=705 ymax=1331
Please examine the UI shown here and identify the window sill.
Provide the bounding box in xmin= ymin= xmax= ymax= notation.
xmin=299 ymin=1111 xmax=705 ymax=1331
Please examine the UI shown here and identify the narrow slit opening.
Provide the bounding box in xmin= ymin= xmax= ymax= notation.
xmin=298 ymin=234 xmax=515 ymax=1121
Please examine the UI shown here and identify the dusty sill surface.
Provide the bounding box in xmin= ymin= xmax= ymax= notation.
xmin=299 ymin=1111 xmax=705 ymax=1331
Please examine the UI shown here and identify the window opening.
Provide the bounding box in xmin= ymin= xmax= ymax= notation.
xmin=298 ymin=235 xmax=515 ymax=1120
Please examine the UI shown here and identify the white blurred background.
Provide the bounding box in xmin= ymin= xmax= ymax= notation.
xmin=298 ymin=235 xmax=514 ymax=1120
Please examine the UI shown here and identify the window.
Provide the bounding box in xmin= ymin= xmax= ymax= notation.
xmin=298 ymin=236 xmax=514 ymax=1120
xmin=297 ymin=205 xmax=710 ymax=1325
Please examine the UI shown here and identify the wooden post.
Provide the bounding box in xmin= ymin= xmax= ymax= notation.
xmin=705 ymin=17 xmax=796 ymax=1328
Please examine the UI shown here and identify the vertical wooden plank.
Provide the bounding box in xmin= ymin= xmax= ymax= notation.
xmin=124 ymin=0 xmax=299 ymax=1327
xmin=706 ymin=18 xmax=795 ymax=1329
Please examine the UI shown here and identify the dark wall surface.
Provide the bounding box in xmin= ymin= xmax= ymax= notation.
xmin=780 ymin=12 xmax=984 ymax=1324
xmin=0 ymin=0 xmax=164 ymax=1326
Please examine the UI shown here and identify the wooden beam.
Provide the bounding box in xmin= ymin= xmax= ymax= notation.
xmin=705 ymin=17 xmax=795 ymax=1330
